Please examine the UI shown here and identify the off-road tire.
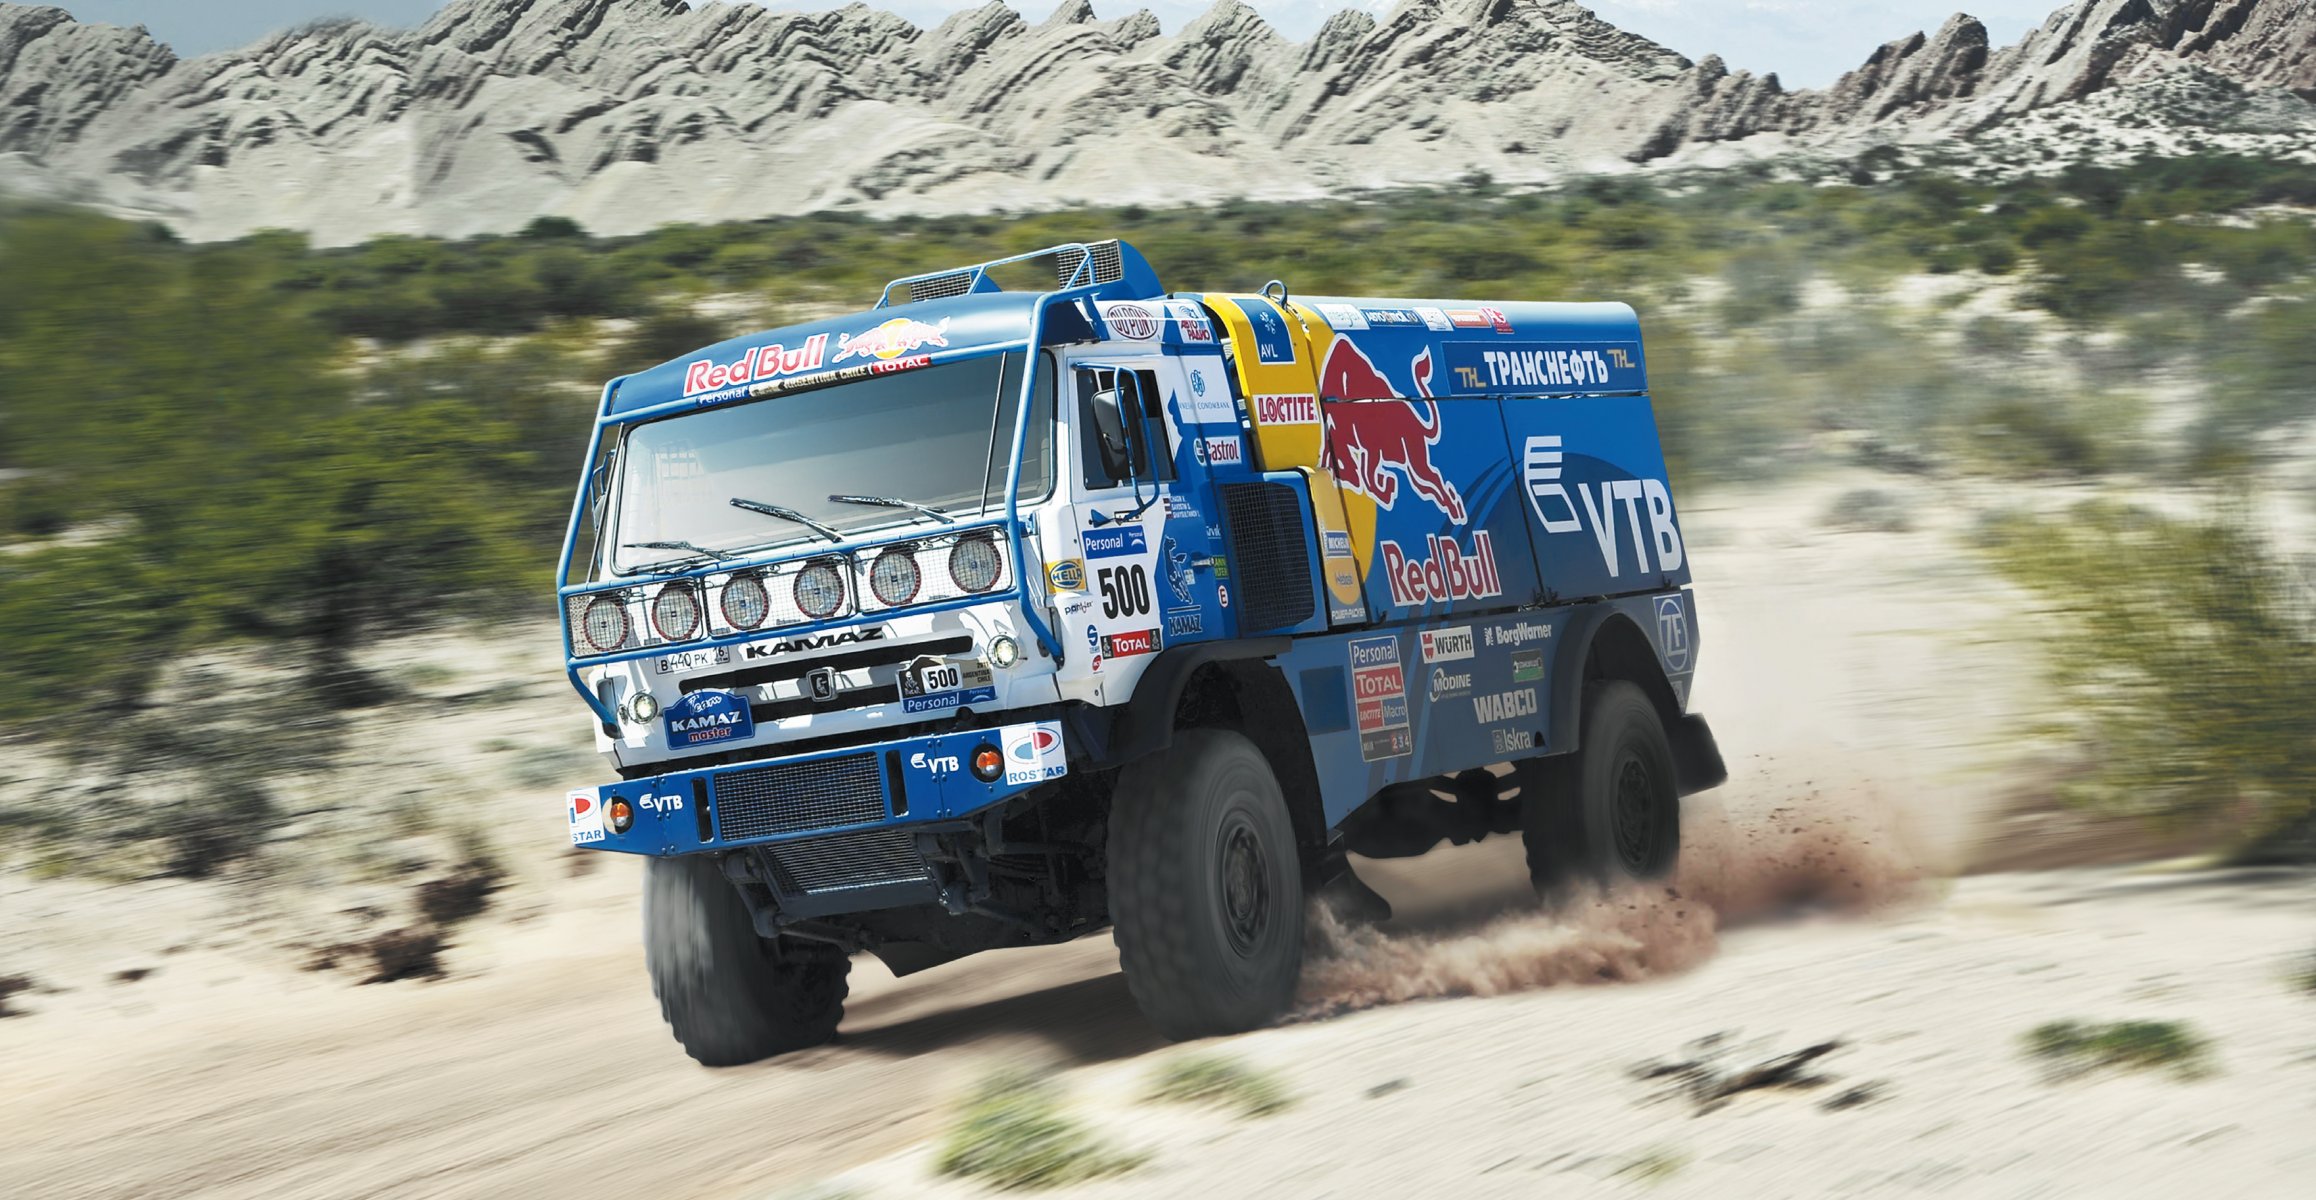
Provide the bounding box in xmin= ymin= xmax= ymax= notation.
xmin=1108 ymin=728 xmax=1304 ymax=1040
xmin=1520 ymin=680 xmax=1681 ymax=890
xmin=644 ymin=855 xmax=849 ymax=1067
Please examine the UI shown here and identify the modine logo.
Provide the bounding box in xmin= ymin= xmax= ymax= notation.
xmin=1472 ymin=688 xmax=1538 ymax=724
xmin=1419 ymin=625 xmax=1474 ymax=663
xmin=1523 ymin=435 xmax=1684 ymax=578
xmin=1381 ymin=531 xmax=1502 ymax=607
xmin=1428 ymin=666 xmax=1473 ymax=700
xmin=742 ymin=627 xmax=885 ymax=660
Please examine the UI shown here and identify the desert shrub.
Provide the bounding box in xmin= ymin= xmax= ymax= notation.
xmin=935 ymin=1073 xmax=1142 ymax=1190
xmin=1985 ymin=501 xmax=2314 ymax=856
xmin=2024 ymin=1019 xmax=2212 ymax=1080
xmin=1145 ymin=1054 xmax=1294 ymax=1117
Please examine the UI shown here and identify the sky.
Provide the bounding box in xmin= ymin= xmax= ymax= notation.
xmin=53 ymin=0 xmax=2064 ymax=89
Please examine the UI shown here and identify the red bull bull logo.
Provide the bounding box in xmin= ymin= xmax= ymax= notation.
xmin=1318 ymin=339 xmax=1467 ymax=523
xmin=835 ymin=317 xmax=950 ymax=363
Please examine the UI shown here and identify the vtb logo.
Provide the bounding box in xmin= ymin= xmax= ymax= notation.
xmin=1318 ymin=339 xmax=1467 ymax=523
xmin=1523 ymin=435 xmax=1684 ymax=578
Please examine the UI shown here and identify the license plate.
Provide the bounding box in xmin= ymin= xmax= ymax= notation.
xmin=653 ymin=646 xmax=732 ymax=675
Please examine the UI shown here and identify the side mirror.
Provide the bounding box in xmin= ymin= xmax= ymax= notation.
xmin=1089 ymin=386 xmax=1131 ymax=479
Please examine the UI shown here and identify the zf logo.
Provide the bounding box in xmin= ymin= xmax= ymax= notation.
xmin=1655 ymin=594 xmax=1691 ymax=672
xmin=1099 ymin=564 xmax=1152 ymax=620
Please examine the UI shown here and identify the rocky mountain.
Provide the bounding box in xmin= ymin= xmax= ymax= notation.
xmin=0 ymin=0 xmax=2309 ymax=244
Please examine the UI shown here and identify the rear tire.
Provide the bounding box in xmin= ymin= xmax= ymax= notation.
xmin=1108 ymin=729 xmax=1304 ymax=1039
xmin=1519 ymin=680 xmax=1681 ymax=890
xmin=644 ymin=855 xmax=849 ymax=1067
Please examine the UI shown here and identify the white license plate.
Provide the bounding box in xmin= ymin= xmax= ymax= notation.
xmin=653 ymin=646 xmax=732 ymax=675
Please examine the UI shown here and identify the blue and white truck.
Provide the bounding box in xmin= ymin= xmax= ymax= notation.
xmin=556 ymin=242 xmax=1724 ymax=1064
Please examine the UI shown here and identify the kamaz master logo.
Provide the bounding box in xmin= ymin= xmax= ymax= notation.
xmin=1522 ymin=436 xmax=1684 ymax=578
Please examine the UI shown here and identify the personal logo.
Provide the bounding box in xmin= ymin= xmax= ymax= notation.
xmin=1317 ymin=339 xmax=1466 ymax=522
xmin=1047 ymin=558 xmax=1087 ymax=593
xmin=1519 ymin=435 xmax=1685 ymax=579
xmin=834 ymin=317 xmax=950 ymax=363
xmin=1082 ymin=526 xmax=1149 ymax=559
xmin=663 ymin=689 xmax=754 ymax=748
xmin=1102 ymin=302 xmax=1160 ymax=340
xmin=1655 ymin=594 xmax=1692 ymax=672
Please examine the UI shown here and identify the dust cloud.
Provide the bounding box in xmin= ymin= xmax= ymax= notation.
xmin=1295 ymin=790 xmax=1930 ymax=1018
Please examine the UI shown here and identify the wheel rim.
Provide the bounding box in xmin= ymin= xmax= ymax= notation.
xmin=1220 ymin=814 xmax=1271 ymax=957
xmin=1612 ymin=751 xmax=1658 ymax=873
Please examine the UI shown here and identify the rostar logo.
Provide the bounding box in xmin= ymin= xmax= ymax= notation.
xmin=1318 ymin=339 xmax=1466 ymax=522
xmin=1521 ymin=435 xmax=1684 ymax=578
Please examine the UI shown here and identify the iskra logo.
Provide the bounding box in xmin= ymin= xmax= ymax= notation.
xmin=1522 ymin=435 xmax=1684 ymax=578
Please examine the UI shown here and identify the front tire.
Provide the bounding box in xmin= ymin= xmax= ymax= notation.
xmin=1108 ymin=729 xmax=1304 ymax=1039
xmin=644 ymin=855 xmax=849 ymax=1067
xmin=1519 ymin=679 xmax=1681 ymax=890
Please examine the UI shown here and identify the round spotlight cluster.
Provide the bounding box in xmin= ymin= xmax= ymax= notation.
xmin=580 ymin=594 xmax=631 ymax=653
xmin=793 ymin=559 xmax=846 ymax=620
xmin=651 ymin=583 xmax=701 ymax=641
xmin=721 ymin=573 xmax=770 ymax=630
xmin=870 ymin=547 xmax=921 ymax=607
xmin=948 ymin=536 xmax=1002 ymax=594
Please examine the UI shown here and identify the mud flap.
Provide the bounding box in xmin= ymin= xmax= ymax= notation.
xmin=1669 ymin=713 xmax=1726 ymax=796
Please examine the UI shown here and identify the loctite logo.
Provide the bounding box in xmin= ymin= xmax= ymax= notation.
xmin=1255 ymin=394 xmax=1317 ymax=425
xmin=1382 ymin=531 xmax=1503 ymax=607
xmin=683 ymin=335 xmax=828 ymax=395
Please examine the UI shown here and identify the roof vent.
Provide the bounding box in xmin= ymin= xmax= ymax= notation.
xmin=906 ymin=271 xmax=978 ymax=304
xmin=1055 ymin=240 xmax=1124 ymax=289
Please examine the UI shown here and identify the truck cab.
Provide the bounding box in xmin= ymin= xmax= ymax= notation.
xmin=556 ymin=242 xmax=1723 ymax=1064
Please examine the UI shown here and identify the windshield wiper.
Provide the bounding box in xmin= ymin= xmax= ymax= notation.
xmin=827 ymin=494 xmax=956 ymax=524
xmin=621 ymin=539 xmax=737 ymax=568
xmin=730 ymin=496 xmax=844 ymax=543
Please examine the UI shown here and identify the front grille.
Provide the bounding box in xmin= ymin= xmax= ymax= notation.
xmin=769 ymin=829 xmax=932 ymax=894
xmin=711 ymin=753 xmax=886 ymax=841
xmin=751 ymin=684 xmax=901 ymax=723
xmin=1220 ymin=482 xmax=1316 ymax=632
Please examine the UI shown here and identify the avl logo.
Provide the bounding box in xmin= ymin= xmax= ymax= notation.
xmin=1522 ymin=435 xmax=1684 ymax=578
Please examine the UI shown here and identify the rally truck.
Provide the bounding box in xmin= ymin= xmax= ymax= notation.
xmin=557 ymin=241 xmax=1724 ymax=1064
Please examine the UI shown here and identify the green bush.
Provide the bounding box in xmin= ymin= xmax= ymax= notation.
xmin=934 ymin=1073 xmax=1142 ymax=1190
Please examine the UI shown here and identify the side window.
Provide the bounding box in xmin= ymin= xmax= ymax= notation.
xmin=1020 ymin=354 xmax=1055 ymax=502
xmin=1132 ymin=369 xmax=1174 ymax=482
xmin=1077 ymin=366 xmax=1174 ymax=490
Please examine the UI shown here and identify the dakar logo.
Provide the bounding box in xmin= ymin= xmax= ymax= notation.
xmin=1317 ymin=339 xmax=1467 ymax=523
xmin=835 ymin=317 xmax=950 ymax=363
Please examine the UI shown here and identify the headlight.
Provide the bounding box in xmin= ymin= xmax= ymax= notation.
xmin=651 ymin=583 xmax=701 ymax=641
xmin=580 ymin=594 xmax=630 ymax=654
xmin=622 ymin=692 xmax=661 ymax=724
xmin=870 ymin=547 xmax=921 ymax=607
xmin=721 ymin=574 xmax=770 ymax=630
xmin=793 ymin=559 xmax=846 ymax=620
xmin=988 ymin=634 xmax=1020 ymax=668
xmin=948 ymin=536 xmax=1002 ymax=593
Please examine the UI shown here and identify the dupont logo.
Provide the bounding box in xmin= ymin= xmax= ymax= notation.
xmin=1102 ymin=302 xmax=1160 ymax=340
xmin=1420 ymin=625 xmax=1475 ymax=663
xmin=1254 ymin=394 xmax=1317 ymax=425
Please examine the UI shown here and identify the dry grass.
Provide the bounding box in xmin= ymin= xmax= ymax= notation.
xmin=1145 ymin=1053 xmax=1295 ymax=1118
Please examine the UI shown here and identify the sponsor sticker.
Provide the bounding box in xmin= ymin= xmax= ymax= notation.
xmin=1186 ymin=377 xmax=1238 ymax=426
xmin=1196 ymin=437 xmax=1244 ymax=466
xmin=1082 ymin=526 xmax=1149 ymax=559
xmin=1165 ymin=607 xmax=1205 ymax=638
xmin=1655 ymin=594 xmax=1691 ymax=672
xmin=1348 ymin=635 xmax=1413 ymax=761
xmin=1001 ymin=721 xmax=1069 ymax=785
xmin=1253 ymin=394 xmax=1318 ymax=425
xmin=1102 ymin=628 xmax=1162 ymax=658
xmin=663 ymin=689 xmax=754 ymax=747
xmin=1316 ymin=303 xmax=1368 ymax=331
xmin=904 ymin=686 xmax=996 ymax=715
xmin=1382 ymin=531 xmax=1503 ymax=607
xmin=1473 ymin=688 xmax=1539 ymax=724
xmin=899 ymin=655 xmax=993 ymax=700
xmin=1165 ymin=495 xmax=1201 ymax=521
xmin=1164 ymin=300 xmax=1216 ymax=343
xmin=834 ymin=317 xmax=949 ymax=364
xmin=567 ymin=789 xmax=605 ymax=845
xmin=1489 ymin=620 xmax=1553 ymax=648
xmin=1419 ymin=625 xmax=1475 ymax=663
xmin=742 ymin=627 xmax=884 ymax=660
xmin=1511 ymin=649 xmax=1545 ymax=683
xmin=1323 ymin=529 xmax=1354 ymax=557
xmin=1229 ymin=298 xmax=1296 ymax=364
xmin=1363 ymin=307 xmax=1421 ymax=326
xmin=1448 ymin=341 xmax=1645 ymax=396
xmin=682 ymin=335 xmax=829 ymax=396
xmin=654 ymin=645 xmax=732 ymax=675
xmin=1416 ymin=307 xmax=1454 ymax=332
xmin=1101 ymin=301 xmax=1160 ymax=340
xmin=1047 ymin=558 xmax=1087 ymax=592
xmin=1428 ymin=665 xmax=1474 ymax=701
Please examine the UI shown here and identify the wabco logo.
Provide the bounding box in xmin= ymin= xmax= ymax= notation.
xmin=742 ymin=627 xmax=884 ymax=660
xmin=1318 ymin=339 xmax=1467 ymax=523
xmin=1472 ymin=688 xmax=1538 ymax=724
xmin=1522 ymin=436 xmax=1685 ymax=578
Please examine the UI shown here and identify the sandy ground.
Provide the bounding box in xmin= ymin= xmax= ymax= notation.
xmin=1 ymin=472 xmax=2309 ymax=1198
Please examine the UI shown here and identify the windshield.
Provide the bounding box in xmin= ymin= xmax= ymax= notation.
xmin=604 ymin=352 xmax=1052 ymax=575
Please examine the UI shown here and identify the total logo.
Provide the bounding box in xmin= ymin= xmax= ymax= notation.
xmin=1255 ymin=394 xmax=1318 ymax=425
xmin=1318 ymin=339 xmax=1467 ymax=523
xmin=682 ymin=334 xmax=828 ymax=396
xmin=1381 ymin=531 xmax=1503 ymax=608
xmin=835 ymin=317 xmax=950 ymax=363
xmin=1522 ymin=435 xmax=1685 ymax=578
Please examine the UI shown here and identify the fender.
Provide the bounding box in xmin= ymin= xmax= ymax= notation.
xmin=1545 ymin=603 xmax=1725 ymax=796
xmin=1105 ymin=636 xmax=1291 ymax=765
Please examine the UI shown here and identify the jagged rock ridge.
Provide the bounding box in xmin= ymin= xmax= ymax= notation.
xmin=0 ymin=0 xmax=2308 ymax=243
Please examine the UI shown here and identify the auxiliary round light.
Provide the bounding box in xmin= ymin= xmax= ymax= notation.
xmin=970 ymin=744 xmax=1004 ymax=783
xmin=624 ymin=692 xmax=661 ymax=724
xmin=987 ymin=635 xmax=1020 ymax=669
xmin=606 ymin=796 xmax=635 ymax=833
xmin=580 ymin=594 xmax=630 ymax=654
xmin=651 ymin=583 xmax=702 ymax=641
xmin=793 ymin=559 xmax=847 ymax=620
xmin=948 ymin=536 xmax=1002 ymax=593
xmin=721 ymin=573 xmax=770 ymax=630
xmin=870 ymin=547 xmax=922 ymax=607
